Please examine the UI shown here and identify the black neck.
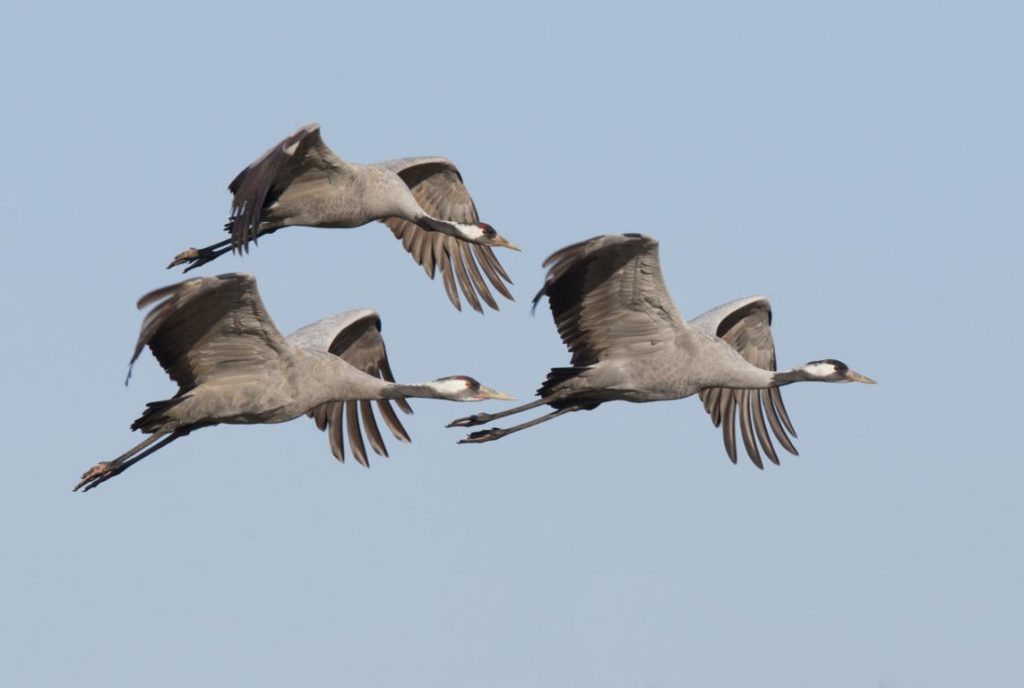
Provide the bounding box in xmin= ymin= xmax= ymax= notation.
xmin=772 ymin=368 xmax=813 ymax=386
xmin=417 ymin=215 xmax=458 ymax=236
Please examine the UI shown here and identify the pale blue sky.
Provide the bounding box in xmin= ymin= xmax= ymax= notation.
xmin=2 ymin=1 xmax=1022 ymax=686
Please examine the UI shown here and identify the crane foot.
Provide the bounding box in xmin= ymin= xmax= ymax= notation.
xmin=458 ymin=428 xmax=505 ymax=444
xmin=74 ymin=461 xmax=121 ymax=492
xmin=167 ymin=247 xmax=201 ymax=269
xmin=447 ymin=413 xmax=493 ymax=428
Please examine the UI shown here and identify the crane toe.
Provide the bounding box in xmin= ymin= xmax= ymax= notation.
xmin=167 ymin=248 xmax=200 ymax=269
xmin=458 ymin=428 xmax=505 ymax=443
xmin=74 ymin=462 xmax=118 ymax=492
xmin=447 ymin=412 xmax=493 ymax=428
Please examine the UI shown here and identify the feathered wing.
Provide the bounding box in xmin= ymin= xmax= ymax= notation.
xmin=533 ymin=234 xmax=689 ymax=368
xmin=131 ymin=273 xmax=292 ymax=392
xmin=227 ymin=123 xmax=351 ymax=253
xmin=691 ymin=297 xmax=798 ymax=468
xmin=379 ymin=157 xmax=513 ymax=312
xmin=288 ymin=310 xmax=413 ymax=467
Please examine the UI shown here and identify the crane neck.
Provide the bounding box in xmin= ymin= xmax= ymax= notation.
xmin=310 ymin=355 xmax=462 ymax=403
xmin=382 ymin=381 xmax=446 ymax=401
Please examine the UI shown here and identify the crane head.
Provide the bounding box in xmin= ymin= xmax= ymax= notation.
xmin=473 ymin=223 xmax=520 ymax=251
xmin=801 ymin=359 xmax=876 ymax=384
xmin=430 ymin=375 xmax=515 ymax=401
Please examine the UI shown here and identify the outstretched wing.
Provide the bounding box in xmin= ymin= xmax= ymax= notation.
xmin=532 ymin=234 xmax=689 ymax=367
xmin=227 ymin=123 xmax=351 ymax=253
xmin=288 ymin=310 xmax=413 ymax=467
xmin=379 ymin=157 xmax=513 ymax=313
xmin=691 ymin=297 xmax=798 ymax=468
xmin=131 ymin=273 xmax=292 ymax=391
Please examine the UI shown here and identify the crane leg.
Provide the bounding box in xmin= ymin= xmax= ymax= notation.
xmin=167 ymin=238 xmax=234 ymax=272
xmin=447 ymin=397 xmax=551 ymax=428
xmin=457 ymin=405 xmax=581 ymax=444
xmin=75 ymin=430 xmax=185 ymax=492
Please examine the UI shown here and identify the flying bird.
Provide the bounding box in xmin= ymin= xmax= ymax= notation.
xmin=168 ymin=123 xmax=519 ymax=312
xmin=449 ymin=234 xmax=874 ymax=467
xmin=76 ymin=273 xmax=512 ymax=491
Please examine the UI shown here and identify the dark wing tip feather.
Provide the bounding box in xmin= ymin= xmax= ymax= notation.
xmin=226 ymin=124 xmax=325 ymax=253
xmin=359 ymin=399 xmax=388 ymax=457
xmin=384 ymin=159 xmax=513 ymax=312
xmin=126 ymin=273 xmax=271 ymax=394
xmin=383 ymin=219 xmax=514 ymax=312
xmin=699 ymin=386 xmax=799 ymax=467
xmin=696 ymin=293 xmax=800 ymax=466
xmin=532 ymin=234 xmax=659 ymax=367
xmin=345 ymin=401 xmax=369 ymax=468
xmin=227 ymin=123 xmax=321 ymax=194
xmin=328 ymin=402 xmax=345 ymax=462
xmin=307 ymin=309 xmax=417 ymax=462
xmin=376 ymin=399 xmax=412 ymax=442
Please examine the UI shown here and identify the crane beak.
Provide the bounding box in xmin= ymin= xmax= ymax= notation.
xmin=477 ymin=385 xmax=515 ymax=401
xmin=844 ymin=370 xmax=876 ymax=384
xmin=491 ymin=235 xmax=521 ymax=251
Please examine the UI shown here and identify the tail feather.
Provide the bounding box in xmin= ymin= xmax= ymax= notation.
xmin=538 ymin=367 xmax=600 ymax=410
xmin=131 ymin=397 xmax=185 ymax=434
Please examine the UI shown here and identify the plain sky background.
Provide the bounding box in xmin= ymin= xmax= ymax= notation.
xmin=3 ymin=1 xmax=1022 ymax=685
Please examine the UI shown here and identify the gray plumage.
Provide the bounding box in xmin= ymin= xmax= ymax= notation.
xmin=450 ymin=234 xmax=874 ymax=467
xmin=168 ymin=123 xmax=519 ymax=312
xmin=76 ymin=273 xmax=512 ymax=492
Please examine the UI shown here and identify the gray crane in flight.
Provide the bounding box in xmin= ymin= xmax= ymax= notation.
xmin=168 ymin=123 xmax=520 ymax=312
xmin=76 ymin=273 xmax=512 ymax=492
xmin=450 ymin=234 xmax=874 ymax=467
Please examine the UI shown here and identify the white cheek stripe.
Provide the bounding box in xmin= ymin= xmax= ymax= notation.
xmin=804 ymin=362 xmax=836 ymax=378
xmin=454 ymin=223 xmax=484 ymax=242
xmin=436 ymin=379 xmax=469 ymax=395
